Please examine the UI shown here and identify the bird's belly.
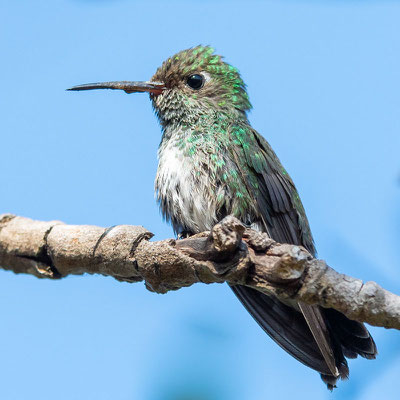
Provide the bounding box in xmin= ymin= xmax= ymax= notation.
xmin=155 ymin=143 xmax=231 ymax=234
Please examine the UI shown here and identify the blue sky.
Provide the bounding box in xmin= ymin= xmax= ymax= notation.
xmin=1 ymin=0 xmax=399 ymax=399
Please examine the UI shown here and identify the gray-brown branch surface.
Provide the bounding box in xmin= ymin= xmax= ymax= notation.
xmin=1 ymin=213 xmax=399 ymax=330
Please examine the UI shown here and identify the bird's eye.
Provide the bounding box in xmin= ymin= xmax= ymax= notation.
xmin=186 ymin=74 xmax=204 ymax=90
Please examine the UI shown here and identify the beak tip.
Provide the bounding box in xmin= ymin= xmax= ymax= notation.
xmin=66 ymin=86 xmax=81 ymax=91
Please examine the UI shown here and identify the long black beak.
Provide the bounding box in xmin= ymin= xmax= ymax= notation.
xmin=67 ymin=81 xmax=166 ymax=95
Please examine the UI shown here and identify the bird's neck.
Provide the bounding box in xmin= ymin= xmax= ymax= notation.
xmin=159 ymin=109 xmax=248 ymax=145
xmin=153 ymin=89 xmax=249 ymax=140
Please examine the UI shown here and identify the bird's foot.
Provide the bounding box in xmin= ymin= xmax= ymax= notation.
xmin=177 ymin=231 xmax=193 ymax=240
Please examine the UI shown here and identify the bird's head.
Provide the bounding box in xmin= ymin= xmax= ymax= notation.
xmin=68 ymin=46 xmax=252 ymax=127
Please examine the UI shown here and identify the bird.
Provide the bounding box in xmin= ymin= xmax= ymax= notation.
xmin=68 ymin=45 xmax=377 ymax=389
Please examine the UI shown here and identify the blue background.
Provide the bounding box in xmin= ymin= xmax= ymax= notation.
xmin=1 ymin=0 xmax=399 ymax=399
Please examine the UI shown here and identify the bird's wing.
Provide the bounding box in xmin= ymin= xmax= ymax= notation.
xmin=228 ymin=124 xmax=315 ymax=253
xmin=228 ymin=124 xmax=343 ymax=380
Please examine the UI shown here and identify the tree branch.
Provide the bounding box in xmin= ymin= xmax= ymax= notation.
xmin=1 ymin=213 xmax=399 ymax=330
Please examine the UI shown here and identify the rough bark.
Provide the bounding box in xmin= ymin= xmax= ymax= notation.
xmin=1 ymin=213 xmax=399 ymax=330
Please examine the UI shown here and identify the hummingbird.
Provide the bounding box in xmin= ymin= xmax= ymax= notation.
xmin=68 ymin=46 xmax=377 ymax=389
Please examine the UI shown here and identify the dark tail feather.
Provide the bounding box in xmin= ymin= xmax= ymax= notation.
xmin=320 ymin=308 xmax=377 ymax=389
xmin=324 ymin=308 xmax=377 ymax=360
